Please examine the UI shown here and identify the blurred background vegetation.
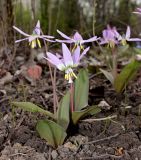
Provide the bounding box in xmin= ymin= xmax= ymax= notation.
xmin=0 ymin=0 xmax=141 ymax=52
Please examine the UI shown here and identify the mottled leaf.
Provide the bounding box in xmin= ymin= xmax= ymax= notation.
xmin=114 ymin=60 xmax=141 ymax=93
xmin=72 ymin=105 xmax=101 ymax=124
xmin=100 ymin=68 xmax=114 ymax=84
xmin=57 ymin=91 xmax=70 ymax=130
xmin=74 ymin=69 xmax=89 ymax=111
xmin=36 ymin=120 xmax=67 ymax=148
xmin=11 ymin=102 xmax=55 ymax=119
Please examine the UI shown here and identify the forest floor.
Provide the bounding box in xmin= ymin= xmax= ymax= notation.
xmin=0 ymin=48 xmax=141 ymax=160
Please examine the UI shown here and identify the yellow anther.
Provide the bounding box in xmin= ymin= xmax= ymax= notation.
xmin=37 ymin=38 xmax=41 ymax=48
xmin=31 ymin=40 xmax=36 ymax=48
xmin=80 ymin=45 xmax=84 ymax=50
xmin=72 ymin=44 xmax=77 ymax=53
xmin=121 ymin=39 xmax=127 ymax=46
xmin=72 ymin=72 xmax=77 ymax=79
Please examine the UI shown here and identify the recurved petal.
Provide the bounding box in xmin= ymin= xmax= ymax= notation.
xmin=57 ymin=30 xmax=71 ymax=40
xmin=42 ymin=35 xmax=54 ymax=39
xmin=62 ymin=43 xmax=73 ymax=67
xmin=46 ymin=52 xmax=65 ymax=70
xmin=79 ymin=46 xmax=90 ymax=60
xmin=42 ymin=38 xmax=55 ymax=42
xmin=13 ymin=26 xmax=30 ymax=37
xmin=15 ymin=37 xmax=29 ymax=43
xmin=82 ymin=36 xmax=98 ymax=43
xmin=127 ymin=38 xmax=141 ymax=41
xmin=72 ymin=46 xmax=80 ymax=64
xmin=56 ymin=39 xmax=73 ymax=43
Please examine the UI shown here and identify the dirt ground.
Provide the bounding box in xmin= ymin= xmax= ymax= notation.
xmin=1 ymin=50 xmax=141 ymax=160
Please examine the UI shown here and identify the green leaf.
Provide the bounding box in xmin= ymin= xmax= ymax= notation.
xmin=114 ymin=60 xmax=141 ymax=93
xmin=11 ymin=102 xmax=55 ymax=120
xmin=100 ymin=68 xmax=114 ymax=84
xmin=74 ymin=69 xmax=89 ymax=111
xmin=57 ymin=91 xmax=70 ymax=130
xmin=72 ymin=106 xmax=101 ymax=124
xmin=36 ymin=120 xmax=67 ymax=148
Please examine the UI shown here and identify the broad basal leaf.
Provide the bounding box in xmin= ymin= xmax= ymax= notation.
xmin=57 ymin=91 xmax=70 ymax=130
xmin=74 ymin=69 xmax=89 ymax=111
xmin=72 ymin=105 xmax=101 ymax=125
xmin=114 ymin=60 xmax=141 ymax=93
xmin=100 ymin=68 xmax=114 ymax=84
xmin=36 ymin=120 xmax=67 ymax=148
xmin=11 ymin=102 xmax=55 ymax=119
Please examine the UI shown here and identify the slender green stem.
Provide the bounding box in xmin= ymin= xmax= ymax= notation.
xmin=70 ymin=83 xmax=74 ymax=112
xmin=111 ymin=48 xmax=117 ymax=79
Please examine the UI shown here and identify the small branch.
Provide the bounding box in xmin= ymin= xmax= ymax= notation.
xmin=86 ymin=133 xmax=120 ymax=145
xmin=75 ymin=133 xmax=120 ymax=154
xmin=80 ymin=153 xmax=123 ymax=160
xmin=80 ymin=115 xmax=117 ymax=123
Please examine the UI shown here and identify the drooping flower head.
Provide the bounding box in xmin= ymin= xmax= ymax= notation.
xmin=100 ymin=25 xmax=119 ymax=48
xmin=44 ymin=43 xmax=90 ymax=83
xmin=13 ymin=20 xmax=54 ymax=48
xmin=56 ymin=30 xmax=98 ymax=50
xmin=117 ymin=26 xmax=141 ymax=45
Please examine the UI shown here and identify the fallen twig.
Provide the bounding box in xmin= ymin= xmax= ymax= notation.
xmin=85 ymin=133 xmax=120 ymax=145
xmin=80 ymin=115 xmax=117 ymax=122
xmin=79 ymin=153 xmax=123 ymax=159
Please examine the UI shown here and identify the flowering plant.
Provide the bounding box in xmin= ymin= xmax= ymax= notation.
xmin=99 ymin=25 xmax=141 ymax=93
xmin=12 ymin=21 xmax=101 ymax=148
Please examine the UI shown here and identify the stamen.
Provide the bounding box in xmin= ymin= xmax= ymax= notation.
xmin=31 ymin=40 xmax=36 ymax=48
xmin=37 ymin=38 xmax=41 ymax=48
xmin=72 ymin=72 xmax=77 ymax=79
xmin=72 ymin=44 xmax=77 ymax=53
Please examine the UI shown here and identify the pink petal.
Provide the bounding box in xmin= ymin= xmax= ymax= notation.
xmin=62 ymin=43 xmax=73 ymax=67
xmin=15 ymin=37 xmax=29 ymax=43
xmin=46 ymin=52 xmax=65 ymax=70
xmin=127 ymin=38 xmax=141 ymax=41
xmin=13 ymin=26 xmax=30 ymax=37
xmin=57 ymin=30 xmax=71 ymax=40
xmin=79 ymin=47 xmax=90 ymax=60
xmin=72 ymin=46 xmax=80 ymax=64
xmin=42 ymin=35 xmax=54 ymax=39
xmin=33 ymin=20 xmax=40 ymax=35
xmin=126 ymin=26 xmax=131 ymax=39
xmin=82 ymin=36 xmax=98 ymax=43
xmin=73 ymin=32 xmax=83 ymax=41
xmin=56 ymin=39 xmax=73 ymax=43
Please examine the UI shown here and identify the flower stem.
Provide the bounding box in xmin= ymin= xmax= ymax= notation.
xmin=41 ymin=30 xmax=58 ymax=115
xmin=111 ymin=48 xmax=117 ymax=79
xmin=70 ymin=83 xmax=74 ymax=112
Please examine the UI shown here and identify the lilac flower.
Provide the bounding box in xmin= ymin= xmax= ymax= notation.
xmin=117 ymin=26 xmax=141 ymax=45
xmin=133 ymin=8 xmax=141 ymax=15
xmin=13 ymin=20 xmax=54 ymax=48
xmin=44 ymin=43 xmax=90 ymax=83
xmin=56 ymin=30 xmax=98 ymax=49
xmin=100 ymin=25 xmax=119 ymax=48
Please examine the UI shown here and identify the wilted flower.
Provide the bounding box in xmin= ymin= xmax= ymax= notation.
xmin=117 ymin=26 xmax=141 ymax=45
xmin=56 ymin=30 xmax=98 ymax=50
xmin=133 ymin=8 xmax=141 ymax=15
xmin=44 ymin=43 xmax=89 ymax=83
xmin=100 ymin=25 xmax=119 ymax=48
xmin=13 ymin=20 xmax=54 ymax=48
